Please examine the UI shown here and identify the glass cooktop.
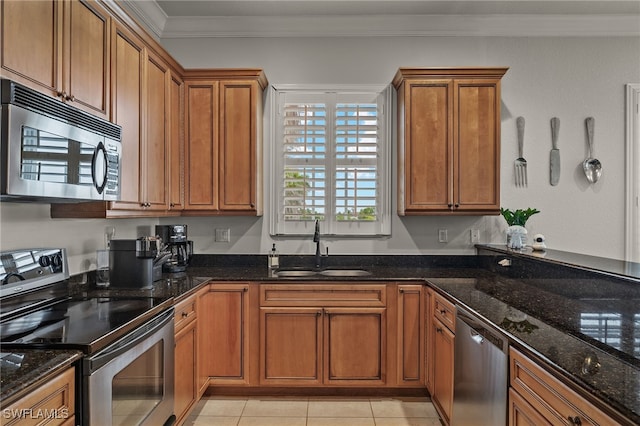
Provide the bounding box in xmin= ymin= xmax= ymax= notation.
xmin=0 ymin=297 xmax=169 ymax=353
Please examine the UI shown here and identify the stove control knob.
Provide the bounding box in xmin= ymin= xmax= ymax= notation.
xmin=39 ymin=256 xmax=52 ymax=267
xmin=52 ymin=254 xmax=63 ymax=269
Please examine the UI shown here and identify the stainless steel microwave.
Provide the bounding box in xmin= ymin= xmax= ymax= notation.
xmin=0 ymin=79 xmax=122 ymax=202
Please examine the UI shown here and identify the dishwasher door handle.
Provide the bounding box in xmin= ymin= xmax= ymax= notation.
xmin=457 ymin=308 xmax=507 ymax=351
xmin=470 ymin=330 xmax=485 ymax=345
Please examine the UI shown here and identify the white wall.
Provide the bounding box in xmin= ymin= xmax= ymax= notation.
xmin=159 ymin=35 xmax=639 ymax=259
xmin=1 ymin=35 xmax=638 ymax=270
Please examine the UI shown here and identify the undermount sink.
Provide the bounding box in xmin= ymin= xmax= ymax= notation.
xmin=274 ymin=269 xmax=317 ymax=277
xmin=318 ymin=269 xmax=372 ymax=277
xmin=273 ymin=268 xmax=372 ymax=278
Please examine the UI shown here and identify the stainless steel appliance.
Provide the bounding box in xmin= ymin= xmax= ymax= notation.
xmin=452 ymin=306 xmax=508 ymax=426
xmin=1 ymin=79 xmax=122 ymax=202
xmin=155 ymin=225 xmax=193 ymax=273
xmin=109 ymin=237 xmax=165 ymax=288
xmin=85 ymin=308 xmax=174 ymax=426
xmin=0 ymin=248 xmax=175 ymax=426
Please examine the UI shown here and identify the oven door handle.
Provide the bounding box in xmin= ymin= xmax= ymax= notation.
xmin=85 ymin=308 xmax=174 ymax=372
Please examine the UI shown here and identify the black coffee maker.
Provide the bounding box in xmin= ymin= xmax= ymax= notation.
xmin=155 ymin=225 xmax=193 ymax=273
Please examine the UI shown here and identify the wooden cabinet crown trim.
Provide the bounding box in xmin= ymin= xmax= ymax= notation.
xmin=99 ymin=0 xmax=185 ymax=75
xmin=392 ymin=67 xmax=509 ymax=88
xmin=183 ymin=69 xmax=269 ymax=89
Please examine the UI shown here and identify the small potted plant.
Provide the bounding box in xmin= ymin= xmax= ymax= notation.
xmin=500 ymin=207 xmax=540 ymax=249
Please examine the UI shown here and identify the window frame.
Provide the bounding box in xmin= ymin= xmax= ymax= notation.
xmin=269 ymin=84 xmax=392 ymax=237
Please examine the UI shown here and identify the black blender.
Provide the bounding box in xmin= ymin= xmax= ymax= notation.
xmin=155 ymin=225 xmax=193 ymax=273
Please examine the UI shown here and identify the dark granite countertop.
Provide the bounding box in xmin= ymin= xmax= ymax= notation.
xmin=0 ymin=349 xmax=82 ymax=405
xmin=427 ymin=276 xmax=639 ymax=425
xmin=5 ymin=251 xmax=638 ymax=423
xmin=180 ymin=253 xmax=640 ymax=424
xmin=477 ymin=244 xmax=640 ymax=283
xmin=69 ymin=273 xmax=211 ymax=302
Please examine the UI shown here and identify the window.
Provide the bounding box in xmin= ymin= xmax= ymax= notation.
xmin=270 ymin=86 xmax=391 ymax=236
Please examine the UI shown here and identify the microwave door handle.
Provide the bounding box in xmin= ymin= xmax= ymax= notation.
xmin=91 ymin=142 xmax=108 ymax=195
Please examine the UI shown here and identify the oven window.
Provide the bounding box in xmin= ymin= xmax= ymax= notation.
xmin=111 ymin=340 xmax=164 ymax=425
xmin=21 ymin=126 xmax=95 ymax=185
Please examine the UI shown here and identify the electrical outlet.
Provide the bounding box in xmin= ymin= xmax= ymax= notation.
xmin=471 ymin=229 xmax=480 ymax=243
xmin=215 ymin=228 xmax=230 ymax=242
xmin=438 ymin=229 xmax=448 ymax=243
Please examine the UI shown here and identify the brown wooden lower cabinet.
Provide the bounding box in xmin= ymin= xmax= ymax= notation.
xmin=174 ymin=292 xmax=198 ymax=425
xmin=509 ymin=388 xmax=552 ymax=426
xmin=432 ymin=316 xmax=454 ymax=425
xmin=1 ymin=366 xmax=76 ymax=426
xmin=397 ymin=284 xmax=425 ymax=386
xmin=509 ymin=347 xmax=622 ymax=426
xmin=424 ymin=287 xmax=434 ymax=393
xmin=426 ymin=288 xmax=456 ymax=425
xmin=258 ymin=284 xmax=387 ymax=387
xmin=324 ymin=307 xmax=386 ymax=385
xmin=260 ymin=307 xmax=323 ymax=385
xmin=198 ymin=283 xmax=251 ymax=390
xmin=197 ymin=281 xmax=429 ymax=393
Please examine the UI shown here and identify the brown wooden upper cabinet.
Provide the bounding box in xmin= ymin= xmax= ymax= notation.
xmin=51 ymin=23 xmax=184 ymax=218
xmin=393 ymin=68 xmax=508 ymax=215
xmin=1 ymin=0 xmax=110 ymax=119
xmin=183 ymin=70 xmax=268 ymax=215
xmin=169 ymin=72 xmax=185 ymax=211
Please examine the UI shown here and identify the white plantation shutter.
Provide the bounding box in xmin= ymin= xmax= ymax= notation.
xmin=335 ymin=102 xmax=379 ymax=222
xmin=282 ymin=103 xmax=326 ymax=221
xmin=272 ymin=87 xmax=391 ymax=236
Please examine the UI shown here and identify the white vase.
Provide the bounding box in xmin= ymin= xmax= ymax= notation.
xmin=507 ymin=225 xmax=528 ymax=249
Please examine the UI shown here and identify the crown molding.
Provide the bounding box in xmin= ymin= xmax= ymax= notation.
xmin=159 ymin=14 xmax=640 ymax=38
xmin=118 ymin=0 xmax=168 ymax=40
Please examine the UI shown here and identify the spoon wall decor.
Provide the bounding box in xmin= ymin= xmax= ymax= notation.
xmin=582 ymin=117 xmax=602 ymax=183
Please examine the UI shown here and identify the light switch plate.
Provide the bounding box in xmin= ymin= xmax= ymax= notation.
xmin=438 ymin=229 xmax=448 ymax=243
xmin=215 ymin=228 xmax=230 ymax=242
xmin=471 ymin=229 xmax=480 ymax=243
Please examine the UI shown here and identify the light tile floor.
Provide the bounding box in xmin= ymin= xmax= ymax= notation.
xmin=184 ymin=397 xmax=442 ymax=426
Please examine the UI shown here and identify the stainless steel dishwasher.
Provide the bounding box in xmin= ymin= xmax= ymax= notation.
xmin=452 ymin=306 xmax=508 ymax=426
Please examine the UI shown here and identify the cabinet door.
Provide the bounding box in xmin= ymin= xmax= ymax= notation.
xmin=454 ymin=78 xmax=501 ymax=212
xmin=509 ymin=388 xmax=552 ymax=426
xmin=65 ymin=0 xmax=110 ymax=118
xmin=1 ymin=0 xmax=62 ymax=93
xmin=184 ymin=81 xmax=219 ymax=210
xmin=199 ymin=284 xmax=250 ymax=387
xmin=143 ymin=51 xmax=170 ymax=210
xmin=324 ymin=307 xmax=386 ymax=386
xmin=399 ymin=80 xmax=453 ymax=213
xmin=110 ymin=22 xmax=144 ymax=211
xmin=397 ymin=285 xmax=424 ymax=386
xmin=175 ymin=318 xmax=197 ymax=424
xmin=432 ymin=318 xmax=454 ymax=425
xmin=425 ymin=288 xmax=434 ymax=393
xmin=260 ymin=307 xmax=323 ymax=385
xmin=168 ymin=72 xmax=185 ymax=211
xmin=219 ymin=80 xmax=260 ymax=213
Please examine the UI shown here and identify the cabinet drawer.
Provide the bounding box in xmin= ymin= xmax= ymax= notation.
xmin=433 ymin=293 xmax=455 ymax=332
xmin=510 ymin=348 xmax=619 ymax=426
xmin=174 ymin=295 xmax=197 ymax=332
xmin=260 ymin=284 xmax=387 ymax=307
xmin=2 ymin=367 xmax=75 ymax=426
